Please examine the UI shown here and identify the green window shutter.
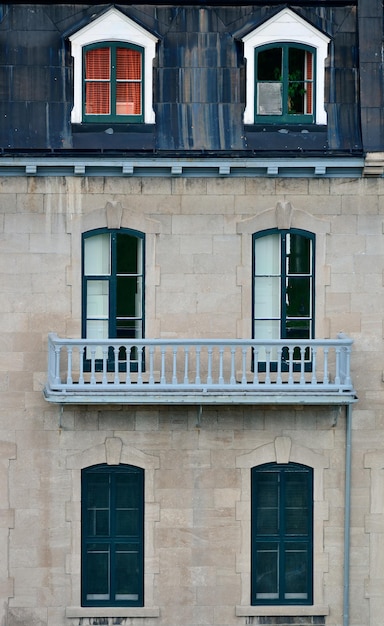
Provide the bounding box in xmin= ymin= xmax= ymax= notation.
xmin=251 ymin=463 xmax=313 ymax=605
xmin=81 ymin=464 xmax=144 ymax=607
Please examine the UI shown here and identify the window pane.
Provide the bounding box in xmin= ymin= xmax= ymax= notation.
xmin=116 ymin=319 xmax=142 ymax=340
xmin=256 ymin=473 xmax=279 ymax=534
xmin=116 ymin=473 xmax=141 ymax=536
xmin=117 ymin=48 xmax=141 ymax=80
xmin=255 ymin=542 xmax=279 ymax=599
xmin=257 ymin=82 xmax=282 ymax=116
xmin=116 ymin=84 xmax=141 ymax=115
xmin=287 ymin=234 xmax=311 ymax=274
xmin=87 ymin=281 xmax=109 ymax=318
xmin=86 ymin=48 xmax=110 ymax=80
xmin=84 ymin=234 xmax=110 ymax=276
xmin=285 ymin=473 xmax=309 ymax=535
xmin=86 ymin=544 xmax=110 ymax=600
xmin=86 ymin=474 xmax=110 ymax=536
xmin=115 ymin=544 xmax=140 ymax=601
xmin=117 ymin=277 xmax=142 ymax=318
xmin=286 ymin=277 xmax=311 ymax=318
xmin=258 ymin=48 xmax=282 ymax=81
xmin=284 ymin=542 xmax=309 ymax=599
xmin=254 ymin=234 xmax=280 ymax=275
xmin=86 ymin=82 xmax=110 ymax=115
xmin=254 ymin=277 xmax=280 ymax=318
xmin=116 ymin=234 xmax=141 ymax=274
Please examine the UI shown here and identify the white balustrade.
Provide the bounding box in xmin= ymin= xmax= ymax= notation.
xmin=44 ymin=333 xmax=356 ymax=405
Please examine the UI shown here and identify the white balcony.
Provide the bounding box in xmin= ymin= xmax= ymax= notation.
xmin=43 ymin=333 xmax=357 ymax=406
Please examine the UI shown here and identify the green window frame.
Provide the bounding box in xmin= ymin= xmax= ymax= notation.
xmin=252 ymin=228 xmax=315 ymax=367
xmin=81 ymin=464 xmax=144 ymax=607
xmin=255 ymin=43 xmax=315 ymax=124
xmin=82 ymin=42 xmax=144 ymax=123
xmin=82 ymin=228 xmax=145 ymax=370
xmin=251 ymin=463 xmax=313 ymax=605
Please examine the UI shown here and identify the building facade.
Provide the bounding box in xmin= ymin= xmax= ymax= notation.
xmin=0 ymin=2 xmax=383 ymax=626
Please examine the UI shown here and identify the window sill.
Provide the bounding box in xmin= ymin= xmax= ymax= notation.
xmin=235 ymin=605 xmax=329 ymax=617
xmin=66 ymin=607 xmax=160 ymax=619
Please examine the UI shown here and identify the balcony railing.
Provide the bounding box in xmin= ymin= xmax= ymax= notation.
xmin=44 ymin=333 xmax=356 ymax=405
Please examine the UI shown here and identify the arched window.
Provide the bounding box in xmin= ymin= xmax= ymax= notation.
xmin=252 ymin=228 xmax=315 ymax=365
xmin=255 ymin=43 xmax=315 ymax=123
xmin=83 ymin=42 xmax=144 ymax=122
xmin=251 ymin=463 xmax=313 ymax=605
xmin=81 ymin=464 xmax=144 ymax=607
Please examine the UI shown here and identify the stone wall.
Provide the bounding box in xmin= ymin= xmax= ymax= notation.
xmin=0 ymin=174 xmax=383 ymax=625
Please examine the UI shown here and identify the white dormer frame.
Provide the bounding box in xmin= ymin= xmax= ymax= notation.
xmin=242 ymin=9 xmax=330 ymax=125
xmin=69 ymin=7 xmax=158 ymax=124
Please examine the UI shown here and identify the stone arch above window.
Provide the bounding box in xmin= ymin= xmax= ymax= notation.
xmin=69 ymin=7 xmax=158 ymax=124
xmin=241 ymin=8 xmax=330 ymax=125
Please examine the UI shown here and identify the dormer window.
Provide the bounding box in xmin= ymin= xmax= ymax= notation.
xmin=69 ymin=7 xmax=157 ymax=125
xmin=242 ymin=9 xmax=330 ymax=125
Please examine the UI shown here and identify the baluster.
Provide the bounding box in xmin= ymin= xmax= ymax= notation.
xmin=137 ymin=347 xmax=143 ymax=384
xmin=334 ymin=346 xmax=341 ymax=386
xmin=79 ymin=346 xmax=85 ymax=385
xmin=90 ymin=347 xmax=96 ymax=385
xmin=207 ymin=346 xmax=213 ymax=385
xmin=102 ymin=346 xmax=108 ymax=385
xmin=343 ymin=346 xmax=352 ymax=386
xmin=311 ymin=347 xmax=317 ymax=385
xmin=300 ymin=346 xmax=305 ymax=385
xmin=66 ymin=346 xmax=73 ymax=385
xmin=288 ymin=346 xmax=294 ymax=385
xmin=172 ymin=346 xmax=178 ymax=385
xmin=114 ymin=346 xmax=119 ymax=385
xmin=253 ymin=348 xmax=259 ymax=385
xmin=323 ymin=347 xmax=329 ymax=384
xmin=184 ymin=347 xmax=190 ymax=384
xmin=195 ymin=346 xmax=201 ymax=385
xmin=241 ymin=347 xmax=247 ymax=384
xmin=265 ymin=348 xmax=271 ymax=385
xmin=230 ymin=347 xmax=236 ymax=385
xmin=54 ymin=344 xmax=61 ymax=386
xmin=160 ymin=347 xmax=166 ymax=384
xmin=276 ymin=346 xmax=282 ymax=385
xmin=125 ymin=346 xmax=132 ymax=384
xmin=218 ymin=346 xmax=224 ymax=385
xmin=149 ymin=345 xmax=155 ymax=385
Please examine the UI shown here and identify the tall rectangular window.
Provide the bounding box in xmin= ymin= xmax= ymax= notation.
xmin=82 ymin=228 xmax=144 ymax=368
xmin=82 ymin=464 xmax=144 ymax=607
xmin=253 ymin=228 xmax=314 ymax=364
xmin=251 ymin=463 xmax=313 ymax=605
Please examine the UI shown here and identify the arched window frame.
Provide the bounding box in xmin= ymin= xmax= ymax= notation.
xmin=254 ymin=42 xmax=316 ymax=124
xmin=242 ymin=8 xmax=330 ymax=125
xmin=251 ymin=462 xmax=313 ymax=606
xmin=83 ymin=41 xmax=145 ymax=123
xmin=81 ymin=463 xmax=144 ymax=607
xmin=69 ymin=7 xmax=157 ymax=124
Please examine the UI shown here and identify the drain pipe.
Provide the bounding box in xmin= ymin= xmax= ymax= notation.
xmin=343 ymin=403 xmax=353 ymax=626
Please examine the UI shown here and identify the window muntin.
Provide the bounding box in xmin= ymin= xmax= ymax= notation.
xmin=252 ymin=229 xmax=314 ymax=362
xmin=251 ymin=463 xmax=313 ymax=605
xmin=255 ymin=44 xmax=315 ymax=123
xmin=82 ymin=464 xmax=144 ymax=607
xmin=83 ymin=43 xmax=143 ymax=122
xmin=82 ymin=229 xmax=144 ymax=364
